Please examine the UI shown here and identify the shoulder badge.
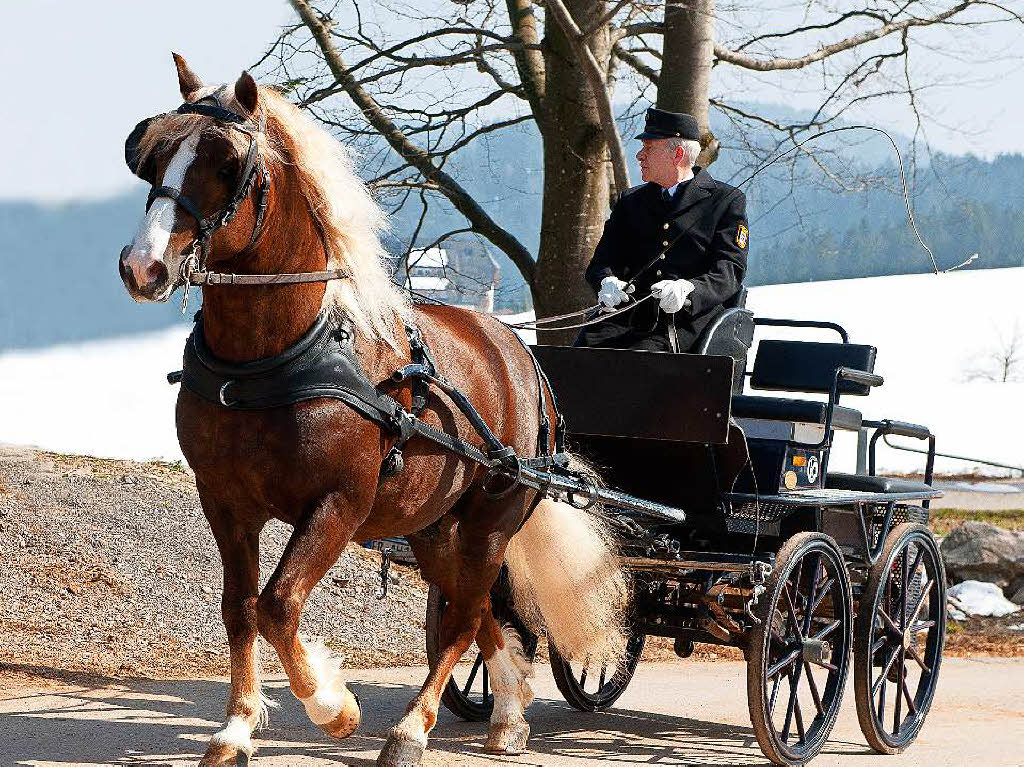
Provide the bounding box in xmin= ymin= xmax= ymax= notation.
xmin=736 ymin=223 xmax=748 ymax=249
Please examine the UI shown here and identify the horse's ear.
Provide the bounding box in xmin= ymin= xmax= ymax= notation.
xmin=234 ymin=71 xmax=259 ymax=116
xmin=172 ymin=52 xmax=203 ymax=100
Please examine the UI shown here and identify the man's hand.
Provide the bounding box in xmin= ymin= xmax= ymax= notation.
xmin=651 ymin=279 xmax=695 ymax=313
xmin=598 ymin=276 xmax=631 ymax=310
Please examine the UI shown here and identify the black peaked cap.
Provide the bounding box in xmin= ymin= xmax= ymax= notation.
xmin=636 ymin=107 xmax=700 ymax=141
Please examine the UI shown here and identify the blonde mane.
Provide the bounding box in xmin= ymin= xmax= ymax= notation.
xmin=135 ymin=85 xmax=410 ymax=349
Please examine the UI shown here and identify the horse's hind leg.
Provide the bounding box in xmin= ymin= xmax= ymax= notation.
xmin=379 ymin=511 xmax=513 ymax=766
xmin=200 ymin=509 xmax=267 ymax=767
xmin=477 ymin=608 xmax=535 ymax=755
xmin=255 ymin=492 xmax=366 ymax=739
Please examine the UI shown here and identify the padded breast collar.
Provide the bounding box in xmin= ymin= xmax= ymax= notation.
xmin=180 ymin=309 xmax=401 ymax=428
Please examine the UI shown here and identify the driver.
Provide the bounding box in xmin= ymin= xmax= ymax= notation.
xmin=576 ymin=107 xmax=749 ymax=353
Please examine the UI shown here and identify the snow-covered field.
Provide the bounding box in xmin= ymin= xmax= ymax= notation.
xmin=2 ymin=268 xmax=1022 ymax=476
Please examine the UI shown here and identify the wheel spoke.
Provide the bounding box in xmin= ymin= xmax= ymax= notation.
xmin=911 ymin=619 xmax=936 ymax=633
xmin=871 ymin=634 xmax=888 ymax=654
xmin=579 ymin=666 xmax=588 ymax=688
xmin=781 ymin=664 xmax=803 ymax=743
xmin=767 ymin=648 xmax=802 ymax=679
xmin=769 ymin=671 xmax=783 ymax=715
xmin=894 ymin=654 xmax=904 ymax=734
xmin=872 ymin=647 xmax=900 ymax=697
xmin=802 ymin=554 xmax=823 ymax=636
xmin=793 ymin=695 xmax=806 ymax=743
xmin=782 ymin=585 xmax=805 ymax=640
xmin=598 ymin=665 xmax=607 ymax=690
xmin=901 ymin=672 xmax=919 ymax=715
xmin=482 ymin=662 xmax=489 ymax=698
xmin=879 ymin=604 xmax=902 ymax=636
xmin=900 ymin=549 xmax=910 ymax=630
xmin=810 ymin=575 xmax=836 ymax=616
xmin=804 ymin=661 xmax=824 ymax=715
xmin=813 ymin=618 xmax=841 ymax=642
xmin=464 ymin=653 xmax=483 ymax=696
xmin=878 ymin=671 xmax=887 ymax=726
xmin=908 ymin=577 xmax=934 ymax=625
xmin=907 ymin=644 xmax=931 ymax=673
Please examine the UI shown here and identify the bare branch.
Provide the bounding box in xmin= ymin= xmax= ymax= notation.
xmin=289 ymin=0 xmax=536 ymax=285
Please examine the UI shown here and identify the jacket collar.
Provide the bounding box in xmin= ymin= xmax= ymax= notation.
xmin=666 ymin=167 xmax=714 ymax=217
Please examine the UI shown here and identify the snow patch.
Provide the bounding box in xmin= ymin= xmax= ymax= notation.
xmin=947 ymin=580 xmax=1021 ymax=620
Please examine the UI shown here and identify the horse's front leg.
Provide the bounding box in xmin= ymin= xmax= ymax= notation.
xmin=201 ymin=512 xmax=267 ymax=766
xmin=255 ymin=492 xmax=367 ymax=740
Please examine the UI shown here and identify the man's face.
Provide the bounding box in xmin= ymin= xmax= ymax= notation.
xmin=637 ymin=139 xmax=682 ymax=187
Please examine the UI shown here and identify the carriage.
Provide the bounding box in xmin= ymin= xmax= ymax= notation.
xmin=426 ymin=298 xmax=947 ymax=766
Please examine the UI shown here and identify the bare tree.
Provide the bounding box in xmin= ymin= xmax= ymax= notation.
xmin=965 ymin=322 xmax=1024 ymax=383
xmin=265 ymin=0 xmax=1021 ymax=342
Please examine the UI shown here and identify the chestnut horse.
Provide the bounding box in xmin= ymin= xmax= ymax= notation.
xmin=118 ymin=54 xmax=627 ymax=766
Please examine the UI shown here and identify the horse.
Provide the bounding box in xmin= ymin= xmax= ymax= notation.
xmin=118 ymin=53 xmax=628 ymax=766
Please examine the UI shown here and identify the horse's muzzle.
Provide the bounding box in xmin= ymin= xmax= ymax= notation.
xmin=119 ymin=243 xmax=170 ymax=301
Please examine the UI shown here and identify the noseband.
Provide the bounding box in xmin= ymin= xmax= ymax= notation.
xmin=125 ymin=97 xmax=348 ymax=303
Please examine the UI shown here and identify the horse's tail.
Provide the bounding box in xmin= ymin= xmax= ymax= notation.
xmin=504 ymin=462 xmax=630 ymax=663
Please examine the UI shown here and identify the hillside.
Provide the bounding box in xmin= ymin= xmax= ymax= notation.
xmin=2 ymin=120 xmax=1022 ymax=350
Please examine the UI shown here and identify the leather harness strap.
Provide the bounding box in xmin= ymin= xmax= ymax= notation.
xmin=188 ymin=269 xmax=351 ymax=286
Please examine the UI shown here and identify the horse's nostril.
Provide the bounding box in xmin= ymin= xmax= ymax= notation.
xmin=119 ymin=244 xmax=132 ymax=263
xmin=146 ymin=260 xmax=168 ymax=285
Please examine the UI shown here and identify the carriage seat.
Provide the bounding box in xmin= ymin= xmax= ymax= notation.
xmin=825 ymin=473 xmax=934 ymax=494
xmin=732 ymin=395 xmax=863 ymax=431
xmin=731 ymin=339 xmax=878 ymax=432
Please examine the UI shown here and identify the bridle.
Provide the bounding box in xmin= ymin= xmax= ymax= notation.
xmin=125 ymin=96 xmax=348 ymax=309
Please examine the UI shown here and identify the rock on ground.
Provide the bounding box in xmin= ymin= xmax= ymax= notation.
xmin=940 ymin=520 xmax=1024 ymax=594
xmin=0 ymin=446 xmax=429 ymax=679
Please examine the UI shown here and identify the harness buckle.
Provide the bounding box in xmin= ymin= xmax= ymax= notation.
xmin=219 ymin=381 xmax=238 ymax=407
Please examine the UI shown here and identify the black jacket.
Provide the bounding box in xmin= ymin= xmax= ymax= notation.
xmin=578 ymin=168 xmax=748 ymax=351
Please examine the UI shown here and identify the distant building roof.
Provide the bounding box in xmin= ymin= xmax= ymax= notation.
xmin=409 ymin=247 xmax=448 ymax=269
xmin=408 ymin=276 xmax=450 ymax=291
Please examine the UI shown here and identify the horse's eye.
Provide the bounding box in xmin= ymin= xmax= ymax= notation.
xmin=218 ymin=164 xmax=237 ymax=181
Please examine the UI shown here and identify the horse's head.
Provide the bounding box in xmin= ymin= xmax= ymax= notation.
xmin=119 ymin=54 xmax=269 ymax=302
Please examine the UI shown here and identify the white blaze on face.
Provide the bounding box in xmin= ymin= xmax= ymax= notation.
xmin=130 ymin=131 xmax=200 ymax=263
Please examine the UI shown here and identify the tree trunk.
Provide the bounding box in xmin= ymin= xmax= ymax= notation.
xmin=532 ymin=0 xmax=613 ymax=345
xmin=658 ymin=0 xmax=718 ymax=166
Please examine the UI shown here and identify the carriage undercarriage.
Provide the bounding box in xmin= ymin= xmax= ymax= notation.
xmin=427 ymin=311 xmax=947 ymax=766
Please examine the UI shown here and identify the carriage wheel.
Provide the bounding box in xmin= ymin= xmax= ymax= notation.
xmin=425 ymin=582 xmax=538 ymax=722
xmin=549 ymin=631 xmax=645 ymax=712
xmin=854 ymin=523 xmax=946 ymax=754
xmin=747 ymin=532 xmax=853 ymax=766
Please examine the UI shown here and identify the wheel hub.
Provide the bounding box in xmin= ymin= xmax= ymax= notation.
xmin=802 ymin=637 xmax=831 ymax=665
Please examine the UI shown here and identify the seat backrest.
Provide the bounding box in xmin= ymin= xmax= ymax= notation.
xmin=725 ymin=287 xmax=748 ymax=309
xmin=697 ymin=308 xmax=754 ymax=393
xmin=751 ymin=340 xmax=877 ymax=396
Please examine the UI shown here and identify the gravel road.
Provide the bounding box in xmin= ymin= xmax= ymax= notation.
xmin=0 ymin=445 xmax=429 ymax=677
xmin=2 ymin=658 xmax=1022 ymax=766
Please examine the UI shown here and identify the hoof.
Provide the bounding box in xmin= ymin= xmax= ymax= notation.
xmin=199 ymin=744 xmax=245 ymax=767
xmin=376 ymin=735 xmax=425 ymax=767
xmin=484 ymin=721 xmax=530 ymax=755
xmin=310 ymin=687 xmax=361 ymax=739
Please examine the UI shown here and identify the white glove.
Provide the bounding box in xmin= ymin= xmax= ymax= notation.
xmin=651 ymin=278 xmax=695 ymax=314
xmin=598 ymin=276 xmax=631 ymax=310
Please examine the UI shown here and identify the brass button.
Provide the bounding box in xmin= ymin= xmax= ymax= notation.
xmin=663 ymin=223 xmax=670 ymax=230
xmin=655 ymin=270 xmax=662 ymax=277
xmin=662 ymin=240 xmax=669 ymax=246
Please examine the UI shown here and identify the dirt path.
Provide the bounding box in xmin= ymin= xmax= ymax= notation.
xmin=2 ymin=658 xmax=1022 ymax=766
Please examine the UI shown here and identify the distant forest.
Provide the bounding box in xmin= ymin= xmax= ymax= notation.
xmin=2 ymin=121 xmax=1022 ymax=349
